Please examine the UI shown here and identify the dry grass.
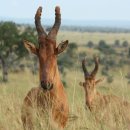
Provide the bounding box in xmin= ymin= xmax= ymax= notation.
xmin=0 ymin=68 xmax=130 ymax=130
xmin=1 ymin=31 xmax=130 ymax=130
xmin=57 ymin=31 xmax=130 ymax=45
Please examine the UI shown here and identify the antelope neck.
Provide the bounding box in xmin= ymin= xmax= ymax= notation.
xmin=86 ymin=90 xmax=98 ymax=110
xmin=40 ymin=64 xmax=61 ymax=91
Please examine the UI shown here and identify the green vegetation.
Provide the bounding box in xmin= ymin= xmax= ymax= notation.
xmin=0 ymin=22 xmax=130 ymax=130
xmin=0 ymin=22 xmax=37 ymax=82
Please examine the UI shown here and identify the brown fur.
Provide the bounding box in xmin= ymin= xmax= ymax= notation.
xmin=21 ymin=6 xmax=69 ymax=130
xmin=80 ymin=57 xmax=130 ymax=129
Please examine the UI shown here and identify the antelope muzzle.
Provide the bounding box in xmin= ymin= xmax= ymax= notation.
xmin=40 ymin=81 xmax=53 ymax=90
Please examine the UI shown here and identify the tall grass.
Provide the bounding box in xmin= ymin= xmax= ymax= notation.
xmin=0 ymin=67 xmax=130 ymax=130
xmin=1 ymin=31 xmax=130 ymax=129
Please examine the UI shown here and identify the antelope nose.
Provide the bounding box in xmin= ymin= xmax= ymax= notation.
xmin=40 ymin=81 xmax=53 ymax=90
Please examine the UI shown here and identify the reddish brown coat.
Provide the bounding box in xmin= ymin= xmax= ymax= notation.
xmin=80 ymin=57 xmax=130 ymax=129
xmin=21 ymin=6 xmax=69 ymax=130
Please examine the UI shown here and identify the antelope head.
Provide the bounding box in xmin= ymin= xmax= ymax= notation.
xmin=79 ymin=57 xmax=103 ymax=108
xmin=24 ymin=6 xmax=68 ymax=90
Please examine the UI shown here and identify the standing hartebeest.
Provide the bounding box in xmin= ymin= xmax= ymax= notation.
xmin=21 ymin=6 xmax=69 ymax=130
xmin=80 ymin=56 xmax=130 ymax=129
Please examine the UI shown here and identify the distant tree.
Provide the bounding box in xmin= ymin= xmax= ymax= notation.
xmin=97 ymin=40 xmax=115 ymax=54
xmin=128 ymin=48 xmax=130 ymax=58
xmin=58 ymin=42 xmax=78 ymax=69
xmin=67 ymin=42 xmax=78 ymax=58
xmin=106 ymin=59 xmax=116 ymax=67
xmin=0 ymin=22 xmax=36 ymax=82
xmin=101 ymin=67 xmax=108 ymax=76
xmin=0 ymin=22 xmax=20 ymax=82
xmin=79 ymin=52 xmax=87 ymax=59
xmin=87 ymin=41 xmax=94 ymax=48
xmin=122 ymin=41 xmax=128 ymax=47
xmin=98 ymin=40 xmax=107 ymax=48
xmin=114 ymin=40 xmax=120 ymax=47
xmin=68 ymin=42 xmax=77 ymax=50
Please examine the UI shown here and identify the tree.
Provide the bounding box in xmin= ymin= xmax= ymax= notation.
xmin=0 ymin=22 xmax=37 ymax=82
xmin=122 ymin=40 xmax=128 ymax=47
xmin=114 ymin=40 xmax=120 ymax=47
xmin=97 ymin=40 xmax=115 ymax=54
xmin=87 ymin=41 xmax=94 ymax=48
xmin=58 ymin=42 xmax=78 ymax=70
xmin=0 ymin=22 xmax=19 ymax=81
xmin=128 ymin=48 xmax=130 ymax=58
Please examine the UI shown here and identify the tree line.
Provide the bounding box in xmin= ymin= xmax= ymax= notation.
xmin=0 ymin=22 xmax=37 ymax=82
xmin=0 ymin=21 xmax=130 ymax=84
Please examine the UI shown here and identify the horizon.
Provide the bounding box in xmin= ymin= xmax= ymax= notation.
xmin=1 ymin=0 xmax=130 ymax=28
xmin=1 ymin=0 xmax=130 ymax=21
xmin=1 ymin=17 xmax=130 ymax=29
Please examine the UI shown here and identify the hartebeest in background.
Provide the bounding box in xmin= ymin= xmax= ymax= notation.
xmin=21 ymin=6 xmax=69 ymax=130
xmin=80 ymin=57 xmax=130 ymax=128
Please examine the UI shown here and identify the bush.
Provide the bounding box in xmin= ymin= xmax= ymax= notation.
xmin=114 ymin=40 xmax=120 ymax=47
xmin=128 ymin=48 xmax=130 ymax=58
xmin=87 ymin=41 xmax=94 ymax=48
xmin=79 ymin=52 xmax=87 ymax=59
xmin=122 ymin=41 xmax=128 ymax=47
xmin=19 ymin=64 xmax=25 ymax=71
xmin=97 ymin=40 xmax=116 ymax=54
xmin=58 ymin=42 xmax=78 ymax=72
xmin=101 ymin=67 xmax=108 ymax=76
xmin=106 ymin=59 xmax=116 ymax=67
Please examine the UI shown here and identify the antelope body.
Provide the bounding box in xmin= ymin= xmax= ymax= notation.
xmin=21 ymin=6 xmax=69 ymax=130
xmin=80 ymin=57 xmax=130 ymax=129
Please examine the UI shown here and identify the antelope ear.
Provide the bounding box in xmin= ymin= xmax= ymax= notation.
xmin=55 ymin=40 xmax=68 ymax=55
xmin=23 ymin=40 xmax=39 ymax=55
xmin=95 ymin=78 xmax=104 ymax=85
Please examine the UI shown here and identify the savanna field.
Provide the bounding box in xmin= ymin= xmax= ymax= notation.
xmin=1 ymin=30 xmax=130 ymax=130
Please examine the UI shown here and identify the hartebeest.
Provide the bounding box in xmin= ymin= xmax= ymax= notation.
xmin=80 ymin=57 xmax=130 ymax=128
xmin=21 ymin=6 xmax=69 ymax=130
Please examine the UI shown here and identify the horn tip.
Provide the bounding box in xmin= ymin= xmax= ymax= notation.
xmin=38 ymin=6 xmax=42 ymax=11
xmin=55 ymin=6 xmax=60 ymax=14
xmin=35 ymin=6 xmax=42 ymax=18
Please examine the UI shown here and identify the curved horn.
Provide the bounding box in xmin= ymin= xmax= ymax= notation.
xmin=91 ymin=56 xmax=99 ymax=78
xmin=48 ymin=6 xmax=61 ymax=42
xmin=35 ymin=6 xmax=47 ymax=37
xmin=82 ymin=59 xmax=90 ymax=78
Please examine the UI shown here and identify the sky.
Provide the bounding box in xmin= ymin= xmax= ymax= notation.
xmin=0 ymin=0 xmax=130 ymax=26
